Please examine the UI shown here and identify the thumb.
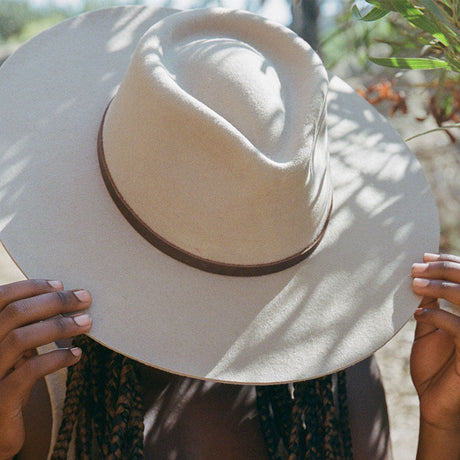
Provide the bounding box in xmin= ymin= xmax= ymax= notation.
xmin=414 ymin=297 xmax=439 ymax=339
xmin=414 ymin=307 xmax=460 ymax=362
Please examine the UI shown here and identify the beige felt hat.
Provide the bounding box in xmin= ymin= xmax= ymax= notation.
xmin=0 ymin=6 xmax=439 ymax=384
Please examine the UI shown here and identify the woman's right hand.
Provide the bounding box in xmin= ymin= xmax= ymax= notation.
xmin=0 ymin=279 xmax=92 ymax=460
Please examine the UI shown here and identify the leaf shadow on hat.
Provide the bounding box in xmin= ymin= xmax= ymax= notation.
xmin=205 ymin=77 xmax=438 ymax=382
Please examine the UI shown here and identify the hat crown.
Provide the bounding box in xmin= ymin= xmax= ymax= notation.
xmin=101 ymin=8 xmax=332 ymax=268
xmin=165 ymin=36 xmax=286 ymax=161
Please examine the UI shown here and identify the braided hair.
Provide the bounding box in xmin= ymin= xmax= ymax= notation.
xmin=51 ymin=336 xmax=353 ymax=459
xmin=51 ymin=336 xmax=144 ymax=459
xmin=256 ymin=376 xmax=353 ymax=459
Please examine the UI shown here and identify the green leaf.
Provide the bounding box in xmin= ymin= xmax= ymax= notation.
xmin=368 ymin=0 xmax=451 ymax=46
xmin=366 ymin=0 xmax=395 ymax=10
xmin=445 ymin=55 xmax=460 ymax=73
xmin=417 ymin=0 xmax=460 ymax=45
xmin=369 ymin=56 xmax=452 ymax=69
xmin=418 ymin=0 xmax=452 ymax=22
xmin=352 ymin=0 xmax=389 ymax=21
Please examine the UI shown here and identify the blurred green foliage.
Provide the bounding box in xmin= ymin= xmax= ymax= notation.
xmin=320 ymin=5 xmax=392 ymax=72
xmin=0 ymin=0 xmax=46 ymax=42
xmin=0 ymin=0 xmax=132 ymax=44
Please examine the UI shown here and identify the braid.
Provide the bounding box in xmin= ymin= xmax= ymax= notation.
xmin=294 ymin=379 xmax=321 ymax=458
xmin=256 ymin=386 xmax=283 ymax=459
xmin=127 ymin=369 xmax=145 ymax=458
xmin=102 ymin=350 xmax=123 ymax=457
xmin=337 ymin=371 xmax=353 ymax=460
xmin=51 ymin=336 xmax=145 ymax=459
xmin=74 ymin=338 xmax=95 ymax=459
xmin=50 ymin=348 xmax=85 ymax=459
xmin=257 ymin=370 xmax=353 ymax=460
xmin=269 ymin=384 xmax=294 ymax=448
xmin=318 ymin=375 xmax=340 ymax=459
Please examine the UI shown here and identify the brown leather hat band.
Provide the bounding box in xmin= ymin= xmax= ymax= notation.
xmin=97 ymin=104 xmax=332 ymax=277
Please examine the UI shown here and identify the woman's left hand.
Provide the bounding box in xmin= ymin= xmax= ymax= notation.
xmin=410 ymin=253 xmax=460 ymax=433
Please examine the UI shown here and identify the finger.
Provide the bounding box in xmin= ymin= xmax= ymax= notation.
xmin=414 ymin=308 xmax=460 ymax=351
xmin=419 ymin=296 xmax=438 ymax=307
xmin=414 ymin=297 xmax=440 ymax=339
xmin=1 ymin=347 xmax=82 ymax=408
xmin=0 ymin=314 xmax=91 ymax=378
xmin=423 ymin=253 xmax=460 ymax=264
xmin=0 ymin=289 xmax=92 ymax=342
xmin=11 ymin=349 xmax=36 ymax=371
xmin=412 ymin=260 xmax=460 ymax=284
xmin=412 ymin=278 xmax=460 ymax=306
xmin=0 ymin=279 xmax=64 ymax=311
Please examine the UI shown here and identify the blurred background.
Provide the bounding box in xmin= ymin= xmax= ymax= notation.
xmin=1 ymin=1 xmax=459 ymax=458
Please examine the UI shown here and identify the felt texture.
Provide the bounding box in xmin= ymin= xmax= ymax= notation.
xmin=103 ymin=9 xmax=331 ymax=265
xmin=0 ymin=6 xmax=439 ymax=383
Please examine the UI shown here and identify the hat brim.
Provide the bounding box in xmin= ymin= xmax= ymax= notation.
xmin=0 ymin=6 xmax=439 ymax=384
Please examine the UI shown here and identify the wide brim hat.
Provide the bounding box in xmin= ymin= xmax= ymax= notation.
xmin=0 ymin=6 xmax=438 ymax=384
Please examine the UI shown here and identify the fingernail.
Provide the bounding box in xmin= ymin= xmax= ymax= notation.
xmin=413 ymin=278 xmax=430 ymax=288
xmin=72 ymin=290 xmax=91 ymax=303
xmin=48 ymin=280 xmax=63 ymax=289
xmin=423 ymin=253 xmax=440 ymax=261
xmin=70 ymin=347 xmax=82 ymax=358
xmin=72 ymin=313 xmax=92 ymax=327
xmin=412 ymin=263 xmax=428 ymax=275
xmin=414 ymin=307 xmax=429 ymax=316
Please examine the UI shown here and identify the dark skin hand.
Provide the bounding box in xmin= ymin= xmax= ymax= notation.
xmin=0 ymin=279 xmax=92 ymax=460
xmin=411 ymin=253 xmax=460 ymax=460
